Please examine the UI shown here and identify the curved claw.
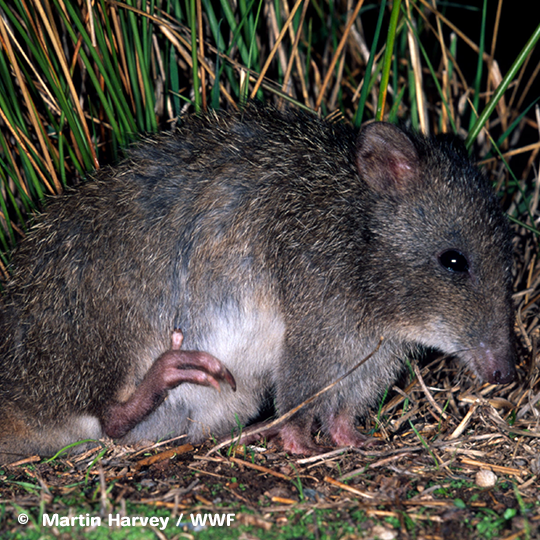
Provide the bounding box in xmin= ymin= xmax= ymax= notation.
xmin=220 ymin=366 xmax=237 ymax=392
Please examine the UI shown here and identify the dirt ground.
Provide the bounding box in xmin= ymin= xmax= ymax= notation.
xmin=2 ymin=345 xmax=539 ymax=539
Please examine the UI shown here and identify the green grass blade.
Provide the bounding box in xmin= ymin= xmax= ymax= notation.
xmin=354 ymin=0 xmax=386 ymax=126
xmin=466 ymin=21 xmax=540 ymax=148
xmin=376 ymin=0 xmax=402 ymax=120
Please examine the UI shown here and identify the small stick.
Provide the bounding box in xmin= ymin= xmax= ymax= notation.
xmin=413 ymin=362 xmax=449 ymax=420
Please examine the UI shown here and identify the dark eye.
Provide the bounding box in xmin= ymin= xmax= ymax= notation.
xmin=438 ymin=249 xmax=469 ymax=273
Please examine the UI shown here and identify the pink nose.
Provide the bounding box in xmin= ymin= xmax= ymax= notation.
xmin=490 ymin=365 xmax=515 ymax=385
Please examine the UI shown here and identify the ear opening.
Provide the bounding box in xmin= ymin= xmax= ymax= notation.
xmin=355 ymin=122 xmax=420 ymax=194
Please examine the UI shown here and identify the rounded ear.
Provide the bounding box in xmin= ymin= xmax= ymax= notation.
xmin=355 ymin=122 xmax=420 ymax=193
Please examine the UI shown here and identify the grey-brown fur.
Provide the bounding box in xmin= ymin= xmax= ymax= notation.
xmin=0 ymin=105 xmax=515 ymax=460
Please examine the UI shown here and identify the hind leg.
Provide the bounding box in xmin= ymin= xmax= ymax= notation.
xmin=103 ymin=329 xmax=236 ymax=439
